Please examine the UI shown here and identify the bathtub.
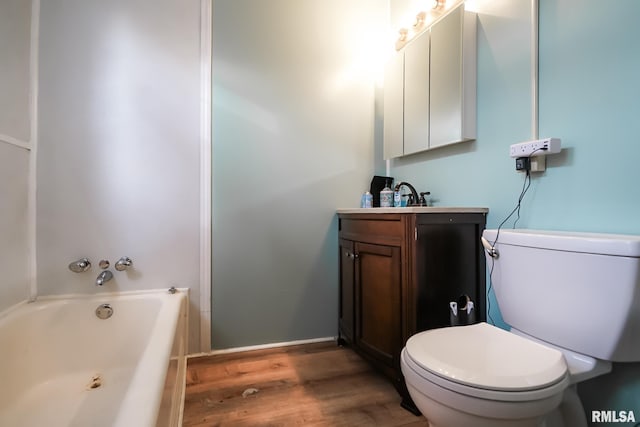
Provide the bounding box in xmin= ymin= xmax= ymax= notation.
xmin=0 ymin=289 xmax=188 ymax=427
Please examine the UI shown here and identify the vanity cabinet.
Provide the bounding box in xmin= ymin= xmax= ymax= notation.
xmin=337 ymin=209 xmax=487 ymax=412
xmin=384 ymin=3 xmax=477 ymax=159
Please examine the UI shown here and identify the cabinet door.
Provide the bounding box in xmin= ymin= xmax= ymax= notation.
xmin=404 ymin=29 xmax=430 ymax=155
xmin=383 ymin=52 xmax=404 ymax=160
xmin=355 ymin=242 xmax=402 ymax=368
xmin=414 ymin=220 xmax=486 ymax=332
xmin=339 ymin=239 xmax=355 ymax=344
xmin=430 ymin=4 xmax=463 ymax=148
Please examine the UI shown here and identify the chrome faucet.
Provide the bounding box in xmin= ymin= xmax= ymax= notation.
xmin=95 ymin=270 xmax=113 ymax=286
xmin=68 ymin=257 xmax=91 ymax=273
xmin=115 ymin=256 xmax=133 ymax=271
xmin=394 ymin=182 xmax=430 ymax=206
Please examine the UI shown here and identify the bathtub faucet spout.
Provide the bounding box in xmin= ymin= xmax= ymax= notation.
xmin=96 ymin=270 xmax=113 ymax=286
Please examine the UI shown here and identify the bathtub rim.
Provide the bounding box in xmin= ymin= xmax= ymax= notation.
xmin=0 ymin=287 xmax=189 ymax=319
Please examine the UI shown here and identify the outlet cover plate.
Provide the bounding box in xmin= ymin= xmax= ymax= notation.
xmin=510 ymin=137 xmax=561 ymax=158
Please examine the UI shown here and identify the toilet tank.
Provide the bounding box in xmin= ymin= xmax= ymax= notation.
xmin=482 ymin=229 xmax=640 ymax=362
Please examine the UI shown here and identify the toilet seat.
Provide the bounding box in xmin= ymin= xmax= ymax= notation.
xmin=403 ymin=323 xmax=569 ymax=402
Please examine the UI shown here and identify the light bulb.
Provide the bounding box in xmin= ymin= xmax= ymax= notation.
xmin=413 ymin=11 xmax=427 ymax=31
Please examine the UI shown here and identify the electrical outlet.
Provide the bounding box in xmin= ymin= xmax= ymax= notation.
xmin=509 ymin=138 xmax=561 ymax=158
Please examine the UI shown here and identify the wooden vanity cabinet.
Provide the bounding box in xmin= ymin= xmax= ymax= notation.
xmin=337 ymin=211 xmax=487 ymax=412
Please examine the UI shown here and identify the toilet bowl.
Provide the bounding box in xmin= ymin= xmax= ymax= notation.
xmin=401 ymin=229 xmax=640 ymax=427
xmin=401 ymin=323 xmax=573 ymax=427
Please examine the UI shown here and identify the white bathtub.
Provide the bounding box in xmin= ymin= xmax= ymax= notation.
xmin=0 ymin=289 xmax=188 ymax=427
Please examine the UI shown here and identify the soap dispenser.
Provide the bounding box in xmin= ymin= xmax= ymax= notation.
xmin=380 ymin=180 xmax=393 ymax=208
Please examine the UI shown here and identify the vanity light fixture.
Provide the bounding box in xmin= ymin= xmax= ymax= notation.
xmin=394 ymin=0 xmax=463 ymax=51
xmin=414 ymin=0 xmax=445 ymax=32
xmin=396 ymin=28 xmax=410 ymax=50
xmin=413 ymin=11 xmax=427 ymax=32
xmin=398 ymin=28 xmax=409 ymax=41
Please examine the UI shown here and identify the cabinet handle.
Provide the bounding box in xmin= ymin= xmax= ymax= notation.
xmin=353 ymin=253 xmax=359 ymax=259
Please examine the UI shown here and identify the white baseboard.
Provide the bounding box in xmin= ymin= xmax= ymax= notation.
xmin=187 ymin=336 xmax=337 ymax=359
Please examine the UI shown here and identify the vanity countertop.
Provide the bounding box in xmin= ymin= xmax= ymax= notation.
xmin=337 ymin=207 xmax=489 ymax=214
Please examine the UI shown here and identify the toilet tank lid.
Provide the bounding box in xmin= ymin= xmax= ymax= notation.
xmin=483 ymin=229 xmax=640 ymax=257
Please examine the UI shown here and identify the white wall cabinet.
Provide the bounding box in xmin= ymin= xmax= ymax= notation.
xmin=404 ymin=29 xmax=430 ymax=155
xmin=384 ymin=3 xmax=476 ymax=159
xmin=383 ymin=51 xmax=405 ymax=159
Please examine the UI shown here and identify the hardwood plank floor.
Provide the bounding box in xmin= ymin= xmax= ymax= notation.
xmin=183 ymin=341 xmax=429 ymax=426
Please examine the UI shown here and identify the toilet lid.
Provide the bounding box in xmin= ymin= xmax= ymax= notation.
xmin=405 ymin=323 xmax=568 ymax=391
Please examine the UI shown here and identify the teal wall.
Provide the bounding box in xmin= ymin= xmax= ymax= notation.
xmin=212 ymin=0 xmax=639 ymax=420
xmin=389 ymin=0 xmax=640 ymax=422
xmin=540 ymin=1 xmax=640 ymax=422
xmin=537 ymin=1 xmax=640 ymax=234
xmin=211 ymin=0 xmax=386 ymax=349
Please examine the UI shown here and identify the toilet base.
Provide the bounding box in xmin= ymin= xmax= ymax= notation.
xmin=405 ymin=379 xmax=587 ymax=427
xmin=406 ymin=381 xmax=554 ymax=427
xmin=400 ymin=396 xmax=421 ymax=416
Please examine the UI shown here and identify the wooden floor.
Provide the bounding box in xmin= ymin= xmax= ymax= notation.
xmin=183 ymin=341 xmax=430 ymax=426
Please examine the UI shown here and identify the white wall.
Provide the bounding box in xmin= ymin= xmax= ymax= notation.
xmin=0 ymin=0 xmax=33 ymax=312
xmin=36 ymin=0 xmax=204 ymax=352
xmin=0 ymin=0 xmax=32 ymax=142
xmin=0 ymin=144 xmax=30 ymax=311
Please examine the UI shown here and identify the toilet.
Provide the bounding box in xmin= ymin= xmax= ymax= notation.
xmin=401 ymin=229 xmax=640 ymax=427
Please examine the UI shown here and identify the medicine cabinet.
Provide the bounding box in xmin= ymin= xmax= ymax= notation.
xmin=383 ymin=3 xmax=477 ymax=159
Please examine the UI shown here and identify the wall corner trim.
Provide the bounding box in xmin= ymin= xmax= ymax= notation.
xmin=199 ymin=0 xmax=213 ymax=353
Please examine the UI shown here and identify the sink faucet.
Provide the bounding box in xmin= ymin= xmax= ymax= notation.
xmin=96 ymin=270 xmax=113 ymax=286
xmin=394 ymin=182 xmax=430 ymax=206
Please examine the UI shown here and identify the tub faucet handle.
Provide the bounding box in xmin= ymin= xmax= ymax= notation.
xmin=68 ymin=258 xmax=91 ymax=273
xmin=115 ymin=256 xmax=133 ymax=271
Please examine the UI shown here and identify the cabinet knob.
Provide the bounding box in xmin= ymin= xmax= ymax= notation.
xmin=345 ymin=251 xmax=359 ymax=260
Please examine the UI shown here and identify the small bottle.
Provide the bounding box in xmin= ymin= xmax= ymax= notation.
xmin=380 ymin=180 xmax=393 ymax=208
xmin=363 ymin=191 xmax=373 ymax=208
xmin=393 ymin=189 xmax=402 ymax=207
